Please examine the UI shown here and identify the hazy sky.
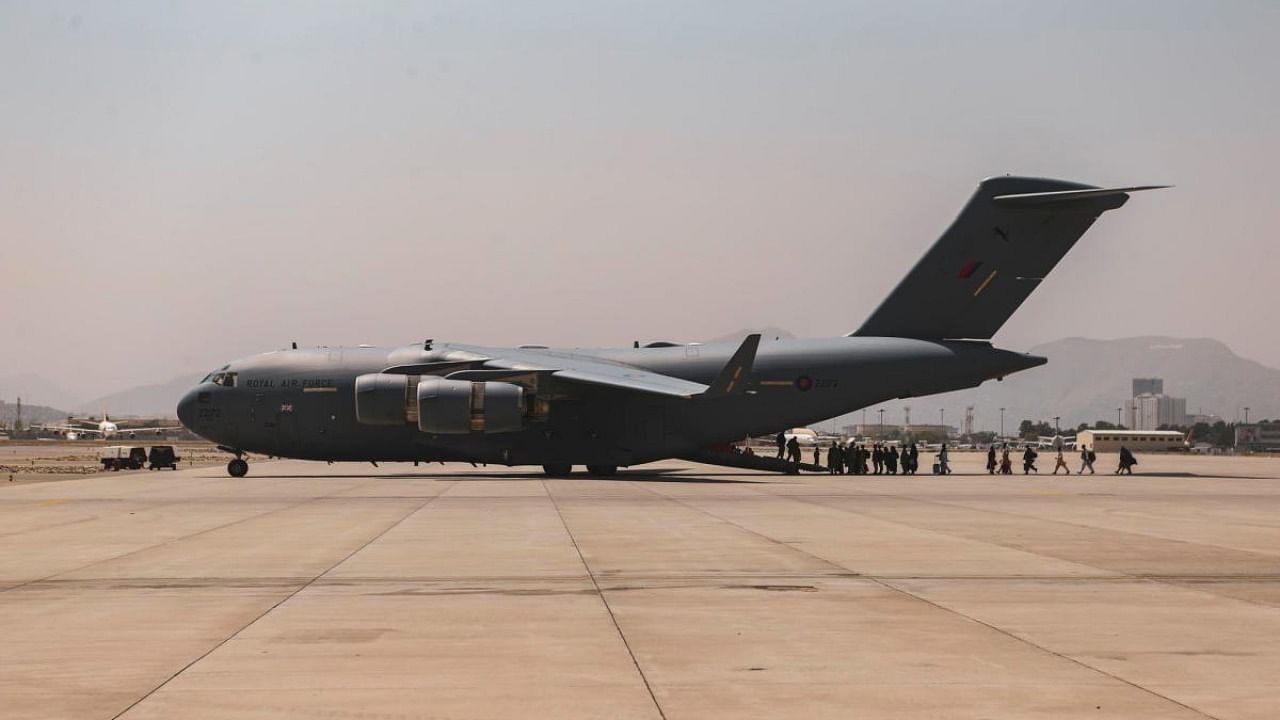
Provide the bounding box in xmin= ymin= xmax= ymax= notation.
xmin=3 ymin=1 xmax=1278 ymax=402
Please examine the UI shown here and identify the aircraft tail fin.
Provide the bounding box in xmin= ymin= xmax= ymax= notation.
xmin=852 ymin=177 xmax=1167 ymax=340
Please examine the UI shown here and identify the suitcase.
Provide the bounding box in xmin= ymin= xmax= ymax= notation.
xmin=932 ymin=463 xmax=942 ymax=475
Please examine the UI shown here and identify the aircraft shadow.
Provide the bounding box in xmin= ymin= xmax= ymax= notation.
xmin=237 ymin=469 xmax=766 ymax=483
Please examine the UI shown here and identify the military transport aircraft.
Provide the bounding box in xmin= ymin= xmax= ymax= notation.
xmin=177 ymin=176 xmax=1164 ymax=478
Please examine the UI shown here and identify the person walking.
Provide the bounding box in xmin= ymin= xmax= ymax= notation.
xmin=872 ymin=444 xmax=883 ymax=475
xmin=1117 ymin=446 xmax=1137 ymax=475
xmin=1052 ymin=449 xmax=1070 ymax=475
xmin=813 ymin=443 xmax=822 ymax=468
xmin=886 ymin=445 xmax=899 ymax=475
xmin=786 ymin=436 xmax=801 ymax=464
xmin=1000 ymin=446 xmax=1013 ymax=474
xmin=1078 ymin=445 xmax=1096 ymax=474
xmin=1022 ymin=445 xmax=1039 ymax=474
xmin=775 ymin=432 xmax=786 ymax=459
xmin=907 ymin=443 xmax=919 ymax=475
xmin=938 ymin=443 xmax=951 ymax=474
xmin=986 ymin=446 xmax=997 ymax=474
xmin=827 ymin=443 xmax=840 ymax=475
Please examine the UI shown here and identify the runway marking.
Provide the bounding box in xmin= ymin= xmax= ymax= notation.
xmin=35 ymin=498 xmax=65 ymax=507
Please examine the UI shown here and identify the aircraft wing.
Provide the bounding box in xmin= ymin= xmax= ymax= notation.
xmin=475 ymin=334 xmax=762 ymax=400
xmin=482 ymin=356 xmax=708 ymax=399
xmin=33 ymin=423 xmax=95 ymax=432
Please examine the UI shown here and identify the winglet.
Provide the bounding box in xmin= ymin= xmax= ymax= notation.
xmin=704 ymin=333 xmax=760 ymax=396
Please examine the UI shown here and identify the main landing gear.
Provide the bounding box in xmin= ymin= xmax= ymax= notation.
xmin=541 ymin=464 xmax=618 ymax=477
xmin=227 ymin=458 xmax=249 ymax=477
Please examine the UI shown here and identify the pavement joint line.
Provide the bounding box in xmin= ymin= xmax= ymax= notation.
xmin=108 ymin=479 xmax=459 ymax=720
xmin=784 ymin=488 xmax=1280 ymax=611
xmin=0 ymin=475 xmax=393 ymax=594
xmin=543 ymin=479 xmax=668 ymax=720
xmin=865 ymin=485 xmax=1280 ymax=560
xmin=629 ymin=479 xmax=1223 ymax=720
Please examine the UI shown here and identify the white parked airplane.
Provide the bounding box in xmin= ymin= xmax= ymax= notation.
xmin=1037 ymin=435 xmax=1076 ymax=450
xmin=36 ymin=413 xmax=180 ymax=440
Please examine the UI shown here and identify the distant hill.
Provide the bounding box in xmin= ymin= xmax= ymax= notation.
xmin=0 ymin=399 xmax=69 ymax=426
xmin=78 ymin=372 xmax=202 ymax=418
xmin=0 ymin=373 xmax=80 ymax=413
xmin=867 ymin=336 xmax=1280 ymax=431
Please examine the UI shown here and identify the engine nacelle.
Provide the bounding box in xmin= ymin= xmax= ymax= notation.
xmin=417 ymin=378 xmax=524 ymax=434
xmin=354 ymin=373 xmax=413 ymax=425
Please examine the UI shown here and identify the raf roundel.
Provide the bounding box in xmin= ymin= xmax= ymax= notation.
xmin=794 ymin=375 xmax=814 ymax=392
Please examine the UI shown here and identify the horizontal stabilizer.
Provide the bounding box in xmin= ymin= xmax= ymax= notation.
xmin=994 ymin=185 xmax=1170 ymax=206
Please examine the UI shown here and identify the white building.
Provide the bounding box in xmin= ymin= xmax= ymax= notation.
xmin=1077 ymin=429 xmax=1186 ymax=453
xmin=1129 ymin=393 xmax=1187 ymax=430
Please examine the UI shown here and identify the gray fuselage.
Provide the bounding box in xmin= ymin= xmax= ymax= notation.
xmin=177 ymin=337 xmax=1042 ymax=467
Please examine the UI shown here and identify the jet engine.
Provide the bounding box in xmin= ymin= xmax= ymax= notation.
xmin=354 ymin=373 xmax=414 ymax=425
xmin=417 ymin=378 xmax=524 ymax=434
xmin=354 ymin=373 xmax=525 ymax=433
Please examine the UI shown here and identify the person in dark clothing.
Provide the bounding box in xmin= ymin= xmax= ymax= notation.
xmin=1000 ymin=446 xmax=1013 ymax=474
xmin=827 ymin=443 xmax=841 ymax=474
xmin=886 ymin=445 xmax=899 ymax=474
xmin=775 ymin=432 xmax=786 ymax=459
xmin=986 ymin=446 xmax=997 ymax=474
xmin=907 ymin=443 xmax=919 ymax=475
xmin=786 ymin=436 xmax=801 ymax=464
xmin=1022 ymin=446 xmax=1039 ymax=474
xmin=813 ymin=444 xmax=822 ymax=467
xmin=1079 ymin=445 xmax=1096 ymax=474
xmin=1117 ymin=446 xmax=1138 ymax=475
xmin=872 ymin=444 xmax=883 ymax=474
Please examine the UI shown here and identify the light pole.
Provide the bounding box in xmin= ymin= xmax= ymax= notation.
xmin=1116 ymin=407 xmax=1122 ymax=428
xmin=1054 ymin=415 xmax=1060 ymax=435
xmin=877 ymin=408 xmax=885 ymax=439
xmin=1244 ymin=407 xmax=1251 ymax=425
xmin=999 ymin=407 xmax=1005 ymax=439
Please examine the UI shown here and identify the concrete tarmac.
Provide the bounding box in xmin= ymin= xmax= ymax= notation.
xmin=2 ymin=455 xmax=1279 ymax=719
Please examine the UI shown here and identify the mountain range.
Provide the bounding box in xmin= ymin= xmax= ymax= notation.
xmin=843 ymin=336 xmax=1278 ymax=431
xmin=1 ymin=335 xmax=1275 ymax=427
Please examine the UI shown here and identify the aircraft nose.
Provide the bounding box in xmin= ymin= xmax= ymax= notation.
xmin=177 ymin=388 xmax=198 ymax=430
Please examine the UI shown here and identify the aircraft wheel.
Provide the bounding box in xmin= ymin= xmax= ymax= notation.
xmin=585 ymin=464 xmax=617 ymax=477
xmin=542 ymin=463 xmax=572 ymax=477
xmin=227 ymin=459 xmax=249 ymax=478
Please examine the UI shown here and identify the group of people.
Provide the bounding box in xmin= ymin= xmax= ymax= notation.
xmin=985 ymin=444 xmax=1050 ymax=474
xmin=816 ymin=441 xmax=933 ymax=475
xmin=775 ymin=432 xmax=1141 ymax=476
xmin=774 ymin=433 xmax=954 ymax=475
xmin=983 ymin=443 xmax=1138 ymax=475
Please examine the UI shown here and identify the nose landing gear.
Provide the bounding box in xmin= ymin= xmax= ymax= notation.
xmin=227 ymin=458 xmax=249 ymax=477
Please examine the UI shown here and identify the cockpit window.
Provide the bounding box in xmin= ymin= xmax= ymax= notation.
xmin=211 ymin=372 xmax=238 ymax=387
